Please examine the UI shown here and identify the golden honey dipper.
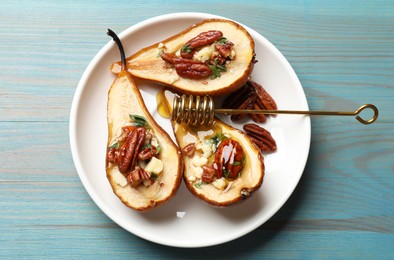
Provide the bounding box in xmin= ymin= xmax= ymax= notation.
xmin=171 ymin=94 xmax=379 ymax=126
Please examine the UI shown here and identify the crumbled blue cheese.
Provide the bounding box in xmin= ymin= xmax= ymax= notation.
xmin=144 ymin=157 xmax=163 ymax=175
xmin=192 ymin=156 xmax=208 ymax=167
xmin=212 ymin=177 xmax=227 ymax=190
xmin=193 ymin=45 xmax=216 ymax=63
xmin=193 ymin=167 xmax=203 ymax=179
xmin=143 ymin=179 xmax=151 ymax=187
xmin=230 ymin=49 xmax=236 ymax=60
xmin=187 ymin=175 xmax=196 ymax=182
xmin=195 ymin=140 xmax=203 ymax=150
xmin=151 ymin=136 xmax=158 ymax=147
xmin=201 ymin=141 xmax=214 ymax=158
xmin=114 ymin=127 xmax=124 ymax=140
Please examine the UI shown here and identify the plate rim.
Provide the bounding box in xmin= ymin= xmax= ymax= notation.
xmin=69 ymin=11 xmax=311 ymax=248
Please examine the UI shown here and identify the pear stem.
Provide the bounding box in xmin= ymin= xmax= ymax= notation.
xmin=107 ymin=29 xmax=126 ymax=71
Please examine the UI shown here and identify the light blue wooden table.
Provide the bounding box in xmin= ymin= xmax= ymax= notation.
xmin=1 ymin=0 xmax=393 ymax=258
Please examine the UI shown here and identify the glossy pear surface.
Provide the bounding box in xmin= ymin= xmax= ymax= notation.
xmin=106 ymin=71 xmax=183 ymax=211
xmin=173 ymin=119 xmax=264 ymax=207
xmin=111 ymin=19 xmax=255 ymax=96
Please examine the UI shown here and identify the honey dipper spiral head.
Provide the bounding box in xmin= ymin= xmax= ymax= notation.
xmin=172 ymin=95 xmax=215 ymax=126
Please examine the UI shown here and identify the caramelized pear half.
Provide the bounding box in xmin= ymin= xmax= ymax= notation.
xmin=173 ymin=119 xmax=264 ymax=207
xmin=111 ymin=19 xmax=255 ymax=96
xmin=106 ymin=30 xmax=183 ymax=211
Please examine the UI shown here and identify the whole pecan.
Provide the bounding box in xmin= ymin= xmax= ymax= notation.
xmin=214 ymin=139 xmax=244 ymax=179
xmin=180 ymin=30 xmax=223 ymax=59
xmin=161 ymin=52 xmax=211 ymax=79
xmin=243 ymin=123 xmax=276 ymax=153
xmin=118 ymin=127 xmax=146 ymax=173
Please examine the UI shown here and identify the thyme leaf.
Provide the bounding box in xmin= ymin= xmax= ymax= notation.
xmin=180 ymin=44 xmax=191 ymax=53
xmin=215 ymin=37 xmax=228 ymax=44
xmin=129 ymin=114 xmax=147 ymax=127
xmin=156 ymin=145 xmax=162 ymax=154
xmin=194 ymin=180 xmax=208 ymax=189
xmin=223 ymin=169 xmax=230 ymax=179
xmin=209 ymin=132 xmax=227 ymax=151
xmin=209 ymin=132 xmax=228 ymax=152
xmin=108 ymin=141 xmax=119 ymax=149
xmin=142 ymin=143 xmax=152 ymax=150
xmin=231 ymin=161 xmax=241 ymax=166
xmin=208 ymin=60 xmax=227 ymax=80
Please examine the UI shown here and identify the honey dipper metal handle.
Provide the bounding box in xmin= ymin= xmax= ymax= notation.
xmin=172 ymin=95 xmax=379 ymax=126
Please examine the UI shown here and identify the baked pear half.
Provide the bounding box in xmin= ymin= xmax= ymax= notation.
xmin=111 ymin=19 xmax=255 ymax=96
xmin=173 ymin=119 xmax=264 ymax=207
xmin=106 ymin=30 xmax=183 ymax=211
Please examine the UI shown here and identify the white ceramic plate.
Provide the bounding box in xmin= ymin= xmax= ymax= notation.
xmin=70 ymin=12 xmax=310 ymax=248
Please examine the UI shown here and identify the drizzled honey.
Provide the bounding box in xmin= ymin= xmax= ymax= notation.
xmin=156 ymin=88 xmax=172 ymax=119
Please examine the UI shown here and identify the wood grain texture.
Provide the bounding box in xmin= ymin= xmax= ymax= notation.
xmin=0 ymin=0 xmax=393 ymax=258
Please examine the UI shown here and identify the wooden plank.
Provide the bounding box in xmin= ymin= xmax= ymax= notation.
xmin=0 ymin=0 xmax=393 ymax=258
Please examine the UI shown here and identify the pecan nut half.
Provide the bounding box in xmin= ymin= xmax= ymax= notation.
xmin=118 ymin=127 xmax=146 ymax=173
xmin=214 ymin=139 xmax=244 ymax=179
xmin=230 ymin=94 xmax=256 ymax=121
xmin=247 ymin=80 xmax=277 ymax=111
xmin=214 ymin=41 xmax=234 ymax=59
xmin=183 ymin=143 xmax=196 ymax=158
xmin=221 ymin=82 xmax=254 ymax=109
xmin=127 ymin=166 xmax=151 ymax=187
xmin=174 ymin=61 xmax=211 ymax=79
xmin=161 ymin=52 xmax=211 ymax=79
xmin=222 ymin=80 xmax=277 ymax=123
xmin=250 ymin=102 xmax=267 ymax=123
xmin=107 ymin=148 xmax=119 ymax=164
xmin=180 ymin=30 xmax=223 ymax=59
xmin=201 ymin=164 xmax=218 ymax=183
xmin=122 ymin=125 xmax=136 ymax=136
xmin=243 ymin=123 xmax=276 ymax=153
xmin=138 ymin=145 xmax=157 ymax=161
